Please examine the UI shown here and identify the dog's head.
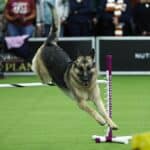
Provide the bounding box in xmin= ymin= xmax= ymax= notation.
xmin=72 ymin=49 xmax=97 ymax=86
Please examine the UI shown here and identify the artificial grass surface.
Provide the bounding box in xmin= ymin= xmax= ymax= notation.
xmin=0 ymin=76 xmax=150 ymax=150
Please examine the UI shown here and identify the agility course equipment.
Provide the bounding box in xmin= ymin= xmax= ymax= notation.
xmin=0 ymin=82 xmax=54 ymax=88
xmin=92 ymin=55 xmax=132 ymax=144
xmin=0 ymin=80 xmax=108 ymax=88
xmin=0 ymin=55 xmax=132 ymax=144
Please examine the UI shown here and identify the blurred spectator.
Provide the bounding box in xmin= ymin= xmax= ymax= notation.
xmin=89 ymin=0 xmax=100 ymax=36
xmin=4 ymin=0 xmax=36 ymax=60
xmin=36 ymin=0 xmax=55 ymax=37
xmin=0 ymin=0 xmax=6 ymax=39
xmin=4 ymin=0 xmax=36 ymax=37
xmin=133 ymin=0 xmax=150 ymax=36
xmin=131 ymin=0 xmax=139 ymax=6
xmin=96 ymin=0 xmax=134 ymax=36
xmin=66 ymin=0 xmax=93 ymax=37
xmin=55 ymin=0 xmax=69 ymax=37
xmin=0 ymin=0 xmax=7 ymax=52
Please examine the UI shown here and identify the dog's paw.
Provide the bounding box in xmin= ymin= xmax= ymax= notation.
xmin=100 ymin=121 xmax=106 ymax=126
xmin=95 ymin=115 xmax=106 ymax=126
xmin=109 ymin=124 xmax=118 ymax=130
xmin=97 ymin=118 xmax=106 ymax=126
xmin=111 ymin=125 xmax=118 ymax=130
xmin=106 ymin=119 xmax=118 ymax=130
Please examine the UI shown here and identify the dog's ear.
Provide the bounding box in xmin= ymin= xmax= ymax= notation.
xmin=89 ymin=48 xmax=95 ymax=59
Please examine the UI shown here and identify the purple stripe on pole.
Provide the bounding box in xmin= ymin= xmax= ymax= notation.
xmin=106 ymin=55 xmax=113 ymax=138
xmin=106 ymin=55 xmax=112 ymax=75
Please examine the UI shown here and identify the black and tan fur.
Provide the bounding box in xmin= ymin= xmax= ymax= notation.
xmin=32 ymin=6 xmax=118 ymax=130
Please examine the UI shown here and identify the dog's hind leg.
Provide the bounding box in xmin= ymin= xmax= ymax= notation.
xmin=32 ymin=47 xmax=52 ymax=84
xmin=77 ymin=100 xmax=106 ymax=126
xmin=35 ymin=59 xmax=51 ymax=84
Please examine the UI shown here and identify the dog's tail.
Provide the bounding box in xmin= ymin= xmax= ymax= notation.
xmin=45 ymin=3 xmax=59 ymax=46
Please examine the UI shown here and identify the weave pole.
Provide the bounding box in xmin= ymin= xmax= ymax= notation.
xmin=92 ymin=55 xmax=132 ymax=144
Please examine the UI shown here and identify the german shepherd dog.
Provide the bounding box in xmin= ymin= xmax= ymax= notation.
xmin=32 ymin=7 xmax=118 ymax=130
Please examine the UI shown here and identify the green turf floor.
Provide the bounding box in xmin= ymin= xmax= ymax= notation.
xmin=0 ymin=75 xmax=150 ymax=150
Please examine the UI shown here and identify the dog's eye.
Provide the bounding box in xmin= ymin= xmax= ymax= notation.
xmin=87 ymin=66 xmax=91 ymax=71
xmin=74 ymin=64 xmax=83 ymax=72
xmin=78 ymin=66 xmax=83 ymax=72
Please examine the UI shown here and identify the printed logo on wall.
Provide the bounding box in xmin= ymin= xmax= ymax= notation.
xmin=1 ymin=62 xmax=31 ymax=72
xmin=134 ymin=52 xmax=150 ymax=60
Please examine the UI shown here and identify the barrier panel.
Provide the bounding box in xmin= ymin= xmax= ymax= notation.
xmin=97 ymin=37 xmax=150 ymax=74
xmin=1 ymin=36 xmax=150 ymax=75
xmin=0 ymin=37 xmax=95 ymax=75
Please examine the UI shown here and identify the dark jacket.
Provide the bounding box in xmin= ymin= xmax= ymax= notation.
xmin=68 ymin=0 xmax=93 ymax=23
xmin=133 ymin=2 xmax=150 ymax=34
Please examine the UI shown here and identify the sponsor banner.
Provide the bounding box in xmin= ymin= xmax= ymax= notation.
xmin=1 ymin=60 xmax=32 ymax=72
xmin=1 ymin=37 xmax=94 ymax=73
xmin=98 ymin=37 xmax=150 ymax=71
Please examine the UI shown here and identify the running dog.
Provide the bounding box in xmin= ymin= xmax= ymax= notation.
xmin=32 ymin=6 xmax=118 ymax=130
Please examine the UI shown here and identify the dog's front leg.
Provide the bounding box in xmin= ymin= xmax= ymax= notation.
xmin=93 ymin=97 xmax=118 ymax=130
xmin=92 ymin=86 xmax=118 ymax=130
xmin=77 ymin=100 xmax=106 ymax=126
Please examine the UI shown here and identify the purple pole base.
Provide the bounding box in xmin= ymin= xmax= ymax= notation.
xmin=92 ymin=135 xmax=132 ymax=144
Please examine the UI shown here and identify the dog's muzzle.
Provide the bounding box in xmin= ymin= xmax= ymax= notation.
xmin=80 ymin=73 xmax=92 ymax=86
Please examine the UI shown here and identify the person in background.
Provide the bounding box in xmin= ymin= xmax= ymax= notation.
xmin=4 ymin=0 xmax=36 ymax=60
xmin=0 ymin=0 xmax=7 ymax=39
xmin=0 ymin=0 xmax=7 ymax=52
xmin=36 ymin=0 xmax=55 ymax=37
xmin=133 ymin=0 xmax=150 ymax=35
xmin=96 ymin=0 xmax=133 ymax=36
xmin=55 ymin=0 xmax=69 ymax=37
xmin=4 ymin=0 xmax=36 ymax=37
xmin=90 ymin=0 xmax=100 ymax=36
xmin=66 ymin=0 xmax=93 ymax=37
